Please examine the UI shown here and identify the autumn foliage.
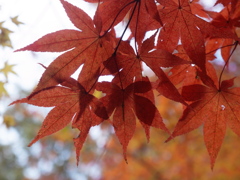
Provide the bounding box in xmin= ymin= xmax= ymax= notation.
xmin=11 ymin=0 xmax=240 ymax=169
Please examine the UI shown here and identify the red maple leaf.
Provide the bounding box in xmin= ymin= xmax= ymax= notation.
xmin=166 ymin=73 xmax=240 ymax=169
xmin=189 ymin=0 xmax=209 ymax=19
xmin=214 ymin=0 xmax=239 ymax=7
xmin=205 ymin=4 xmax=240 ymax=62
xmin=104 ymin=33 xmax=189 ymax=104
xmin=10 ymin=78 xmax=108 ymax=164
xmin=16 ymin=0 xmax=114 ymax=93
xmin=97 ymin=0 xmax=161 ymax=44
xmin=157 ymin=0 xmax=237 ymax=71
xmin=97 ymin=79 xmax=169 ymax=160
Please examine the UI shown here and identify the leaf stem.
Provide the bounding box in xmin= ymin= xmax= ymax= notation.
xmin=114 ymin=1 xmax=139 ymax=52
xmin=218 ymin=41 xmax=238 ymax=89
xmin=101 ymin=0 xmax=136 ymax=37
xmin=206 ymin=42 xmax=236 ymax=55
xmin=113 ymin=0 xmax=139 ymax=89
xmin=134 ymin=0 xmax=141 ymax=56
xmin=87 ymin=1 xmax=139 ymax=93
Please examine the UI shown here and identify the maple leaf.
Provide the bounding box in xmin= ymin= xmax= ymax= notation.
xmin=205 ymin=5 xmax=240 ymax=62
xmin=0 ymin=81 xmax=8 ymax=98
xmin=104 ymin=34 xmax=189 ymax=104
xmin=97 ymin=0 xmax=161 ymax=44
xmin=137 ymin=34 xmax=189 ymax=104
xmin=11 ymin=16 xmax=24 ymax=26
xmin=0 ymin=62 xmax=17 ymax=81
xmin=96 ymin=0 xmax=135 ymax=34
xmin=166 ymin=73 xmax=240 ymax=169
xmin=189 ymin=0 xmax=209 ymax=19
xmin=157 ymin=0 xmax=237 ymax=71
xmin=128 ymin=0 xmax=161 ymax=45
xmin=10 ymin=78 xmax=108 ymax=164
xmin=3 ymin=115 xmax=16 ymax=128
xmin=15 ymin=0 xmax=114 ymax=93
xmin=168 ymin=45 xmax=217 ymax=87
xmin=214 ymin=0 xmax=238 ymax=7
xmin=207 ymin=5 xmax=240 ymax=30
xmin=0 ymin=22 xmax=13 ymax=48
xmin=97 ymin=79 xmax=169 ymax=160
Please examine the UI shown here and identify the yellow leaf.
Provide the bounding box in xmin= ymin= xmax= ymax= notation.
xmin=11 ymin=16 xmax=24 ymax=26
xmin=0 ymin=22 xmax=13 ymax=48
xmin=0 ymin=81 xmax=8 ymax=98
xmin=3 ymin=115 xmax=16 ymax=128
xmin=0 ymin=62 xmax=17 ymax=80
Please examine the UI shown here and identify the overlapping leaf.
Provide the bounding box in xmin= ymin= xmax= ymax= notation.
xmin=206 ymin=4 xmax=240 ymax=62
xmin=97 ymin=0 xmax=160 ymax=43
xmin=10 ymin=78 xmax=108 ymax=164
xmin=97 ymin=79 xmax=169 ymax=160
xmin=157 ymin=0 xmax=237 ymax=71
xmin=105 ymin=34 xmax=189 ymax=103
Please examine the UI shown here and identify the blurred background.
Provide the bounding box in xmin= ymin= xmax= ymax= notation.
xmin=1 ymin=0 xmax=240 ymax=179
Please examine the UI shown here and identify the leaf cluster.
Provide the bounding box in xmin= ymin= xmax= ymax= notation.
xmin=12 ymin=0 xmax=240 ymax=169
